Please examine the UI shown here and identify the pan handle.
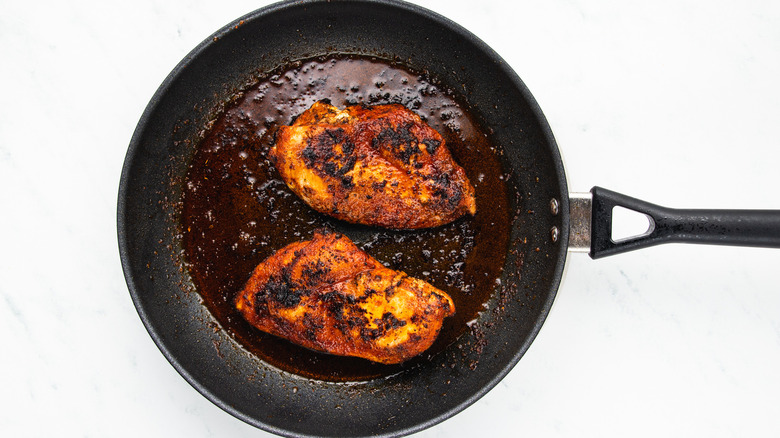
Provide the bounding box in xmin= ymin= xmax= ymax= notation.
xmin=578 ymin=187 xmax=780 ymax=259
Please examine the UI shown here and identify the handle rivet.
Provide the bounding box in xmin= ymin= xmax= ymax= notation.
xmin=550 ymin=198 xmax=559 ymax=216
xmin=551 ymin=226 xmax=559 ymax=243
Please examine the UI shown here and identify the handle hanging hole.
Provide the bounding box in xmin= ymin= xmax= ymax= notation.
xmin=611 ymin=206 xmax=654 ymax=243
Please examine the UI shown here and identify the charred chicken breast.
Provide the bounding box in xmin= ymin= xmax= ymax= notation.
xmin=271 ymin=101 xmax=476 ymax=229
xmin=234 ymin=231 xmax=455 ymax=364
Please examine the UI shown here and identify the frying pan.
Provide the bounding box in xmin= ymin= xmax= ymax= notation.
xmin=117 ymin=1 xmax=780 ymax=436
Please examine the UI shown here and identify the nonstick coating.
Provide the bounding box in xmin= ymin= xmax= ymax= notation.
xmin=118 ymin=0 xmax=569 ymax=436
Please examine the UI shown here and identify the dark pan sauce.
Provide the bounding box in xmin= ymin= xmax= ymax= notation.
xmin=181 ymin=56 xmax=511 ymax=382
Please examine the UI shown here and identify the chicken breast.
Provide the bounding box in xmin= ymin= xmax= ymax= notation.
xmin=271 ymin=101 xmax=476 ymax=229
xmin=234 ymin=231 xmax=455 ymax=364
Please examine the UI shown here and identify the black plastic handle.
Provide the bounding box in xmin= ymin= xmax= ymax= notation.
xmin=590 ymin=186 xmax=780 ymax=259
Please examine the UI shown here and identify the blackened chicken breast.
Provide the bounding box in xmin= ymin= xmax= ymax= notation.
xmin=271 ymin=101 xmax=476 ymax=229
xmin=235 ymin=231 xmax=455 ymax=364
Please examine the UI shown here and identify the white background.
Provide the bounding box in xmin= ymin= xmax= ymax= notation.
xmin=2 ymin=0 xmax=780 ymax=436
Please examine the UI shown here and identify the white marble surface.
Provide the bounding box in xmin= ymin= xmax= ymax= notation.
xmin=2 ymin=0 xmax=780 ymax=436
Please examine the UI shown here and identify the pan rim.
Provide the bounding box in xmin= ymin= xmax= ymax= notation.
xmin=117 ymin=0 xmax=570 ymax=436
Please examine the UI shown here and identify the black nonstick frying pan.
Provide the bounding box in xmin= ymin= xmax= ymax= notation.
xmin=117 ymin=1 xmax=780 ymax=436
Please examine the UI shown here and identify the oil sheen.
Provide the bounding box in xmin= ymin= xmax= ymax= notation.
xmin=181 ymin=55 xmax=511 ymax=381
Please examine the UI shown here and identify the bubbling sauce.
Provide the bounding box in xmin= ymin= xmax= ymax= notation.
xmin=181 ymin=56 xmax=511 ymax=381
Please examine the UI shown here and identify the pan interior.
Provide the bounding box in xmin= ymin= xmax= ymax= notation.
xmin=180 ymin=53 xmax=516 ymax=382
xmin=118 ymin=1 xmax=568 ymax=436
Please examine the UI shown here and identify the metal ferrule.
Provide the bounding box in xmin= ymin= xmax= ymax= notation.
xmin=568 ymin=192 xmax=592 ymax=252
